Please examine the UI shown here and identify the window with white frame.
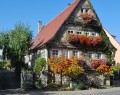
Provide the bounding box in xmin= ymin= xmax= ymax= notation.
xmin=91 ymin=32 xmax=96 ymax=36
xmin=91 ymin=32 xmax=98 ymax=36
xmin=97 ymin=52 xmax=102 ymax=59
xmin=76 ymin=31 xmax=82 ymax=35
xmin=73 ymin=50 xmax=78 ymax=57
xmin=85 ymin=32 xmax=90 ymax=36
xmin=68 ymin=30 xmax=73 ymax=34
xmin=62 ymin=50 xmax=68 ymax=58
xmin=88 ymin=52 xmax=93 ymax=59
xmin=52 ymin=49 xmax=58 ymax=57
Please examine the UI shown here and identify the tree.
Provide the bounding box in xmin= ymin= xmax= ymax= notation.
xmin=48 ymin=56 xmax=84 ymax=85
xmin=0 ymin=31 xmax=10 ymax=60
xmin=0 ymin=22 xmax=32 ymax=78
xmin=33 ymin=58 xmax=46 ymax=77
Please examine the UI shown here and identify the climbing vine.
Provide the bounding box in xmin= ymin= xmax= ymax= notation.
xmin=100 ymin=29 xmax=116 ymax=66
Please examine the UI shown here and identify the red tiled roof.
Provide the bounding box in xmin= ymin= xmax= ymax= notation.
xmin=31 ymin=0 xmax=80 ymax=49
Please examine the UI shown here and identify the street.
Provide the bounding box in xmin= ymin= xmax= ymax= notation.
xmin=0 ymin=87 xmax=120 ymax=95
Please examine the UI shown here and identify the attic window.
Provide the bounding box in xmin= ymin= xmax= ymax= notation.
xmin=81 ymin=8 xmax=88 ymax=13
xmin=68 ymin=30 xmax=73 ymax=34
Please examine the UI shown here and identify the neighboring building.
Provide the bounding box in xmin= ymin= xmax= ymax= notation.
xmin=31 ymin=0 xmax=116 ymax=85
xmin=103 ymin=28 xmax=120 ymax=64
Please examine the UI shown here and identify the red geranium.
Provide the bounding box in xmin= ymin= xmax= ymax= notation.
xmin=79 ymin=35 xmax=86 ymax=44
xmin=85 ymin=36 xmax=93 ymax=46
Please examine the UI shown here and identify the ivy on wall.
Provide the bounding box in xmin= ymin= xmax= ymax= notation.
xmin=100 ymin=29 xmax=116 ymax=66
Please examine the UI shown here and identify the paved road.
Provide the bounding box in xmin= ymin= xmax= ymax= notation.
xmin=0 ymin=87 xmax=120 ymax=95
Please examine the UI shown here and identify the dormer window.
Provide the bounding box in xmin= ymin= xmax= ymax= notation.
xmin=68 ymin=30 xmax=73 ymax=34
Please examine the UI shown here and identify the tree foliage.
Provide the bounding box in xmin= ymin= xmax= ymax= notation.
xmin=33 ymin=58 xmax=46 ymax=76
xmin=0 ymin=22 xmax=32 ymax=77
xmin=48 ymin=56 xmax=84 ymax=78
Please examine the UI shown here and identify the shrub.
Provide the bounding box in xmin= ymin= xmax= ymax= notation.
xmin=33 ymin=58 xmax=46 ymax=76
xmin=0 ymin=61 xmax=6 ymax=67
xmin=4 ymin=61 xmax=12 ymax=68
xmin=35 ymin=79 xmax=44 ymax=88
xmin=77 ymin=82 xmax=86 ymax=90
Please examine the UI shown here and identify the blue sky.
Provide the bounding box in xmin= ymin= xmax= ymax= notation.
xmin=0 ymin=0 xmax=120 ymax=42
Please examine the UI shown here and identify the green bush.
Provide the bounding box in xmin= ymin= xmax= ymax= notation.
xmin=0 ymin=61 xmax=6 ymax=67
xmin=33 ymin=58 xmax=46 ymax=76
xmin=77 ymin=82 xmax=86 ymax=90
xmin=4 ymin=61 xmax=12 ymax=68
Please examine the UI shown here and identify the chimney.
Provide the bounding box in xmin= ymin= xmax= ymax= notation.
xmin=38 ymin=21 xmax=42 ymax=33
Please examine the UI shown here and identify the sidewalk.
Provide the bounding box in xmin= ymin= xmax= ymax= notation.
xmin=0 ymin=87 xmax=120 ymax=95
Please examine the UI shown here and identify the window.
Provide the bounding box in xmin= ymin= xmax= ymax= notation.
xmin=73 ymin=51 xmax=78 ymax=57
xmin=52 ymin=50 xmax=58 ymax=57
xmin=91 ymin=32 xmax=96 ymax=36
xmin=97 ymin=52 xmax=102 ymax=59
xmin=76 ymin=31 xmax=82 ymax=35
xmin=85 ymin=9 xmax=88 ymax=13
xmin=62 ymin=50 xmax=68 ymax=58
xmin=91 ymin=32 xmax=98 ymax=36
xmin=81 ymin=9 xmax=83 ymax=13
xmin=81 ymin=8 xmax=88 ymax=13
xmin=88 ymin=52 xmax=92 ymax=59
xmin=85 ymin=32 xmax=90 ymax=36
xmin=68 ymin=30 xmax=73 ymax=34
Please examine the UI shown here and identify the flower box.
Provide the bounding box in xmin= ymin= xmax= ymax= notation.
xmin=67 ymin=34 xmax=103 ymax=46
